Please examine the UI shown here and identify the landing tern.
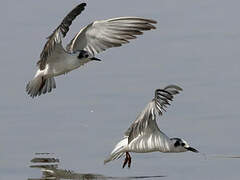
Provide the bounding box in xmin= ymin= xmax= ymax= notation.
xmin=26 ymin=3 xmax=157 ymax=98
xmin=104 ymin=85 xmax=198 ymax=168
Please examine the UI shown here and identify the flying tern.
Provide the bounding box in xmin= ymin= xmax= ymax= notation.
xmin=104 ymin=85 xmax=198 ymax=168
xmin=26 ymin=3 xmax=157 ymax=97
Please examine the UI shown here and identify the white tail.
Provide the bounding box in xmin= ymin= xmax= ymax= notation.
xmin=26 ymin=76 xmax=56 ymax=98
xmin=104 ymin=137 xmax=128 ymax=164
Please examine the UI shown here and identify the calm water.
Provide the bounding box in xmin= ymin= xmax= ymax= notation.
xmin=1 ymin=0 xmax=240 ymax=179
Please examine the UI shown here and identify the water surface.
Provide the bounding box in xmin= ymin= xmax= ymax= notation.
xmin=1 ymin=0 xmax=240 ymax=179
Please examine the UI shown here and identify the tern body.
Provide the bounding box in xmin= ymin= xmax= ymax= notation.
xmin=36 ymin=51 xmax=90 ymax=78
xmin=104 ymin=85 xmax=198 ymax=168
xmin=26 ymin=3 xmax=157 ymax=98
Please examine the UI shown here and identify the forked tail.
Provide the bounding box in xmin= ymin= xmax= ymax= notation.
xmin=104 ymin=137 xmax=128 ymax=164
xmin=26 ymin=76 xmax=56 ymax=98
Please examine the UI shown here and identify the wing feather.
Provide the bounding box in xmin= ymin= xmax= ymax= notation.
xmin=66 ymin=17 xmax=157 ymax=56
xmin=37 ymin=3 xmax=86 ymax=70
xmin=125 ymin=85 xmax=182 ymax=144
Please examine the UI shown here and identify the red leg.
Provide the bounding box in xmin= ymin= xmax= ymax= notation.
xmin=122 ymin=152 xmax=132 ymax=168
xmin=122 ymin=152 xmax=128 ymax=168
xmin=126 ymin=152 xmax=132 ymax=168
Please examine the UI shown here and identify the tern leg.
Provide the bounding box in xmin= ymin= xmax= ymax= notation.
xmin=122 ymin=152 xmax=132 ymax=168
xmin=122 ymin=152 xmax=128 ymax=168
xmin=127 ymin=152 xmax=132 ymax=168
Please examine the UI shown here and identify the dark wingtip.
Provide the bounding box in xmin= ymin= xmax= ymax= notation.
xmin=76 ymin=3 xmax=87 ymax=10
xmin=77 ymin=2 xmax=87 ymax=9
xmin=164 ymin=85 xmax=183 ymax=91
xmin=60 ymin=2 xmax=87 ymax=37
xmin=142 ymin=18 xmax=157 ymax=25
xmin=149 ymin=19 xmax=157 ymax=24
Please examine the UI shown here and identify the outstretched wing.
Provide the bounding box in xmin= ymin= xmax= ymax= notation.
xmin=66 ymin=17 xmax=157 ymax=55
xmin=37 ymin=3 xmax=86 ymax=70
xmin=125 ymin=85 xmax=182 ymax=144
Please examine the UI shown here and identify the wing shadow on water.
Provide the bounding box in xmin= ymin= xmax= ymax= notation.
xmin=28 ymin=153 xmax=166 ymax=180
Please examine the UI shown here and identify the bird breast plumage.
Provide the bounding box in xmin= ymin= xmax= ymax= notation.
xmin=45 ymin=52 xmax=89 ymax=77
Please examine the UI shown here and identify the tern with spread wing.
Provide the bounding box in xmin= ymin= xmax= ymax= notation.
xmin=26 ymin=3 xmax=157 ymax=98
xmin=104 ymin=85 xmax=198 ymax=168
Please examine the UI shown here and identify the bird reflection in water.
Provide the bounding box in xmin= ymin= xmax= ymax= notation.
xmin=28 ymin=153 xmax=165 ymax=180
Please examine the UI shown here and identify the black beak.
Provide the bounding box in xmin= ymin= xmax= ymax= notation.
xmin=91 ymin=57 xmax=101 ymax=61
xmin=186 ymin=147 xmax=199 ymax=153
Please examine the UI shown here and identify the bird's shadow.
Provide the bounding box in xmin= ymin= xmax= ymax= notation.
xmin=29 ymin=167 xmax=166 ymax=180
xmin=29 ymin=153 xmax=166 ymax=180
xmin=29 ymin=165 xmax=166 ymax=180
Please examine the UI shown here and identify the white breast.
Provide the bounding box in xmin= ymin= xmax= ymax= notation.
xmin=45 ymin=52 xmax=89 ymax=77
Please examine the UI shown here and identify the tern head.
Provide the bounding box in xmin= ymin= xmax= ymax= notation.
xmin=76 ymin=50 xmax=101 ymax=61
xmin=170 ymin=138 xmax=199 ymax=153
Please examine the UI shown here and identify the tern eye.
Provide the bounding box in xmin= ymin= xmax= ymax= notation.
xmin=77 ymin=51 xmax=89 ymax=59
xmin=181 ymin=143 xmax=185 ymax=146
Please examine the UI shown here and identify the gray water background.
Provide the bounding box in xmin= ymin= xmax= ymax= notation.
xmin=1 ymin=0 xmax=240 ymax=179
